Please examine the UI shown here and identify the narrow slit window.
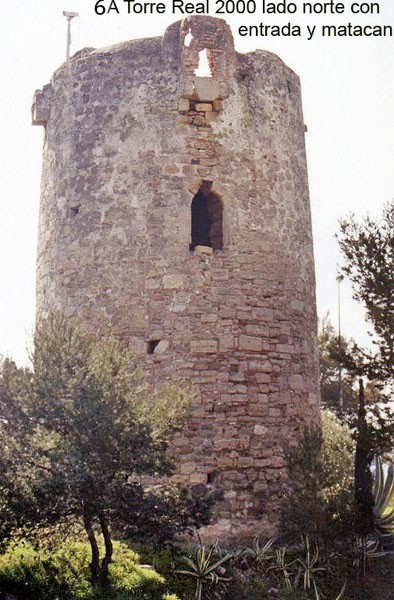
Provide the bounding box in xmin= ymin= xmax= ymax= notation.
xmin=190 ymin=187 xmax=223 ymax=251
xmin=184 ymin=29 xmax=193 ymax=47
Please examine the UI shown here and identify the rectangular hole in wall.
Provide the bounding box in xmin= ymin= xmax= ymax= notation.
xmin=207 ymin=471 xmax=218 ymax=485
xmin=147 ymin=340 xmax=161 ymax=354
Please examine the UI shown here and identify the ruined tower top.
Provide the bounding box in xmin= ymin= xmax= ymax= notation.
xmin=33 ymin=17 xmax=319 ymax=542
xmin=33 ymin=15 xmax=296 ymax=130
xmin=167 ymin=16 xmax=234 ymax=90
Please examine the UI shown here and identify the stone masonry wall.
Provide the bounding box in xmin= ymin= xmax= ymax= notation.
xmin=33 ymin=16 xmax=320 ymax=542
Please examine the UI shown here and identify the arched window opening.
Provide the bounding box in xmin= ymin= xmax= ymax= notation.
xmin=190 ymin=187 xmax=223 ymax=251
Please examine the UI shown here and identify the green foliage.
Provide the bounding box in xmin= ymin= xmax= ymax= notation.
xmin=0 ymin=315 xmax=213 ymax=586
xmin=267 ymin=537 xmax=322 ymax=593
xmin=353 ymin=379 xmax=375 ymax=537
xmin=175 ymin=538 xmax=233 ymax=600
xmin=225 ymin=571 xmax=269 ymax=599
xmin=318 ymin=314 xmax=357 ymax=414
xmin=135 ymin=379 xmax=197 ymax=444
xmin=282 ymin=426 xmax=324 ymax=534
xmin=115 ymin=484 xmax=216 ymax=545
xmin=337 ymin=203 xmax=394 ymax=458
xmin=0 ymin=358 xmax=39 ymax=541
xmin=372 ymin=456 xmax=394 ymax=536
xmin=282 ymin=412 xmax=359 ymax=534
xmin=239 ymin=535 xmax=348 ymax=600
xmin=338 ymin=201 xmax=394 ymax=381
xmin=281 ymin=586 xmax=348 ymax=600
xmin=321 ymin=411 xmax=355 ymax=529
xmin=165 ymin=530 xmax=389 ymax=600
xmin=242 ymin=536 xmax=276 ymax=568
xmin=133 ymin=544 xmax=195 ymax=599
xmin=294 ymin=536 xmax=326 ymax=591
xmin=328 ymin=203 xmax=394 ymax=533
xmin=0 ymin=539 xmax=177 ymax=599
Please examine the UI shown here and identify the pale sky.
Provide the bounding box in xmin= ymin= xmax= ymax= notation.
xmin=0 ymin=1 xmax=393 ymax=365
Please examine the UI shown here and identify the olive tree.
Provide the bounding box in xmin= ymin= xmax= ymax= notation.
xmin=0 ymin=316 xmax=212 ymax=586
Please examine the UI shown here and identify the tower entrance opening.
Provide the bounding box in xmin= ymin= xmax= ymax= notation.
xmin=190 ymin=186 xmax=223 ymax=251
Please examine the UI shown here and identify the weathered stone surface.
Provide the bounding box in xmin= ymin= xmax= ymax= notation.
xmin=190 ymin=340 xmax=218 ymax=354
xmin=154 ymin=340 xmax=169 ymax=354
xmin=178 ymin=98 xmax=190 ymax=112
xmin=290 ymin=374 xmax=304 ymax=391
xmin=254 ymin=424 xmax=268 ymax=436
xmin=185 ymin=77 xmax=223 ymax=101
xmin=195 ymin=103 xmax=213 ymax=112
xmin=195 ymin=245 xmax=213 ymax=255
xmin=163 ymin=274 xmax=185 ymax=289
xmin=34 ymin=15 xmax=320 ymax=543
xmin=239 ymin=335 xmax=263 ymax=352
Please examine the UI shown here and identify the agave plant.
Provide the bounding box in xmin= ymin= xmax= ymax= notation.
xmin=294 ymin=535 xmax=326 ymax=591
xmin=372 ymin=455 xmax=394 ymax=536
xmin=313 ymin=580 xmax=347 ymax=600
xmin=269 ymin=536 xmax=327 ymax=594
xmin=242 ymin=536 xmax=276 ymax=567
xmin=275 ymin=546 xmax=295 ymax=590
xmin=175 ymin=537 xmax=233 ymax=600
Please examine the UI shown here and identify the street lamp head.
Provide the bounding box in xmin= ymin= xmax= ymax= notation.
xmin=336 ymin=274 xmax=344 ymax=283
xmin=63 ymin=11 xmax=79 ymax=19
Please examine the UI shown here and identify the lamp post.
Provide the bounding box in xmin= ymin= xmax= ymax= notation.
xmin=336 ymin=273 xmax=344 ymax=413
xmin=63 ymin=11 xmax=79 ymax=60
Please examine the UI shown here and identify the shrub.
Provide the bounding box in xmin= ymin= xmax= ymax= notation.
xmin=321 ymin=410 xmax=355 ymax=530
xmin=134 ymin=544 xmax=195 ymax=599
xmin=225 ymin=572 xmax=269 ymax=599
xmin=282 ymin=411 xmax=355 ymax=535
xmin=0 ymin=539 xmax=179 ymax=599
xmin=282 ymin=425 xmax=324 ymax=534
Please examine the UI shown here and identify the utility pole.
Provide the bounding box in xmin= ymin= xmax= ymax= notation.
xmin=63 ymin=11 xmax=79 ymax=60
xmin=336 ymin=273 xmax=344 ymax=413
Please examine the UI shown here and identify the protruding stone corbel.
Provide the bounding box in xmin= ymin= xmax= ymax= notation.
xmin=32 ymin=83 xmax=52 ymax=126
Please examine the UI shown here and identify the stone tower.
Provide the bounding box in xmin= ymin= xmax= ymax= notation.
xmin=33 ymin=16 xmax=320 ymax=541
